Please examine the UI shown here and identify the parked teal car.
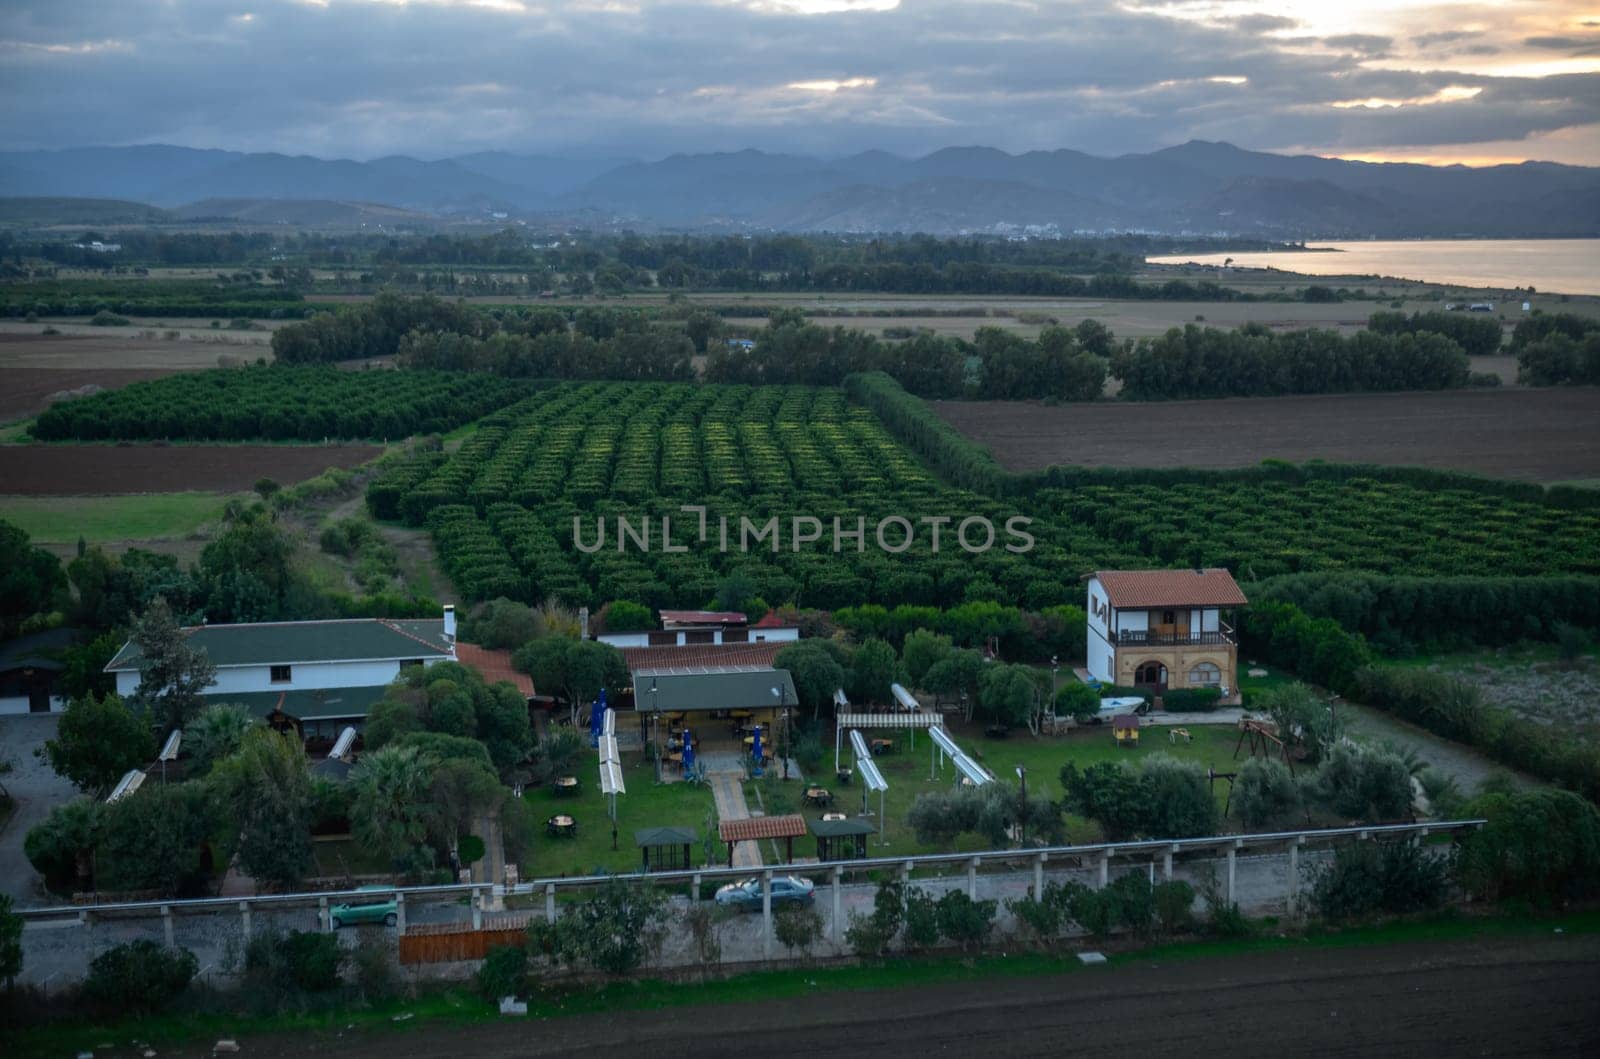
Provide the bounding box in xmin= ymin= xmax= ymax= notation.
xmin=330 ymin=886 xmax=398 ymax=929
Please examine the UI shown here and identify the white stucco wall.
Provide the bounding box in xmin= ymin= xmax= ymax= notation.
xmin=0 ymin=694 xmax=64 ymax=715
xmin=205 ymin=659 xmax=405 ymax=695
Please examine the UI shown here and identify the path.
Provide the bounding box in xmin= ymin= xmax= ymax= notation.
xmin=707 ymin=771 xmax=762 ymax=869
xmin=1341 ymin=702 xmax=1537 ymax=792
xmin=471 ymin=810 xmax=506 ymax=903
xmin=0 ymin=714 xmax=78 ymax=907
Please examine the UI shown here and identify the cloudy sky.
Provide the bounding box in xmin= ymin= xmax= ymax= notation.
xmin=3 ymin=0 xmax=1598 ymax=165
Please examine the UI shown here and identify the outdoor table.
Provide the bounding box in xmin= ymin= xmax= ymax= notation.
xmin=821 ymin=812 xmax=847 ymax=822
xmin=666 ymin=751 xmax=684 ymax=769
xmin=803 ymin=787 xmax=833 ymax=807
xmin=743 ymin=735 xmax=756 ymax=747
xmin=870 ymin=738 xmax=894 ymax=756
xmin=547 ymin=814 xmax=577 ymax=838
xmin=553 ymin=775 xmax=579 ymax=797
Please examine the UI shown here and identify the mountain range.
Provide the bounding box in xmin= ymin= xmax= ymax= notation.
xmin=2 ymin=141 xmax=1597 ymax=238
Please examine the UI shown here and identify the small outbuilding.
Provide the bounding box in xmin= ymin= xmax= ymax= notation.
xmin=809 ymin=816 xmax=876 ymax=861
xmin=634 ymin=826 xmax=697 ymax=872
xmin=1113 ymin=714 xmax=1142 ymax=746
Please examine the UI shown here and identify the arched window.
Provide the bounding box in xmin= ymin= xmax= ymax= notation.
xmin=1134 ymin=661 xmax=1167 ymax=687
xmin=1188 ymin=662 xmax=1221 ymax=686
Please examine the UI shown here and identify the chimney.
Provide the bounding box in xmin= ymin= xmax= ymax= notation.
xmin=442 ymin=603 xmax=456 ymax=642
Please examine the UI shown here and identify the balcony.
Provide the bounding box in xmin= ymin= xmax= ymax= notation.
xmin=1109 ymin=624 xmax=1235 ymax=647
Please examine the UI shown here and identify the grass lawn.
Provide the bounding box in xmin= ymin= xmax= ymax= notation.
xmin=746 ymin=724 xmax=1252 ymax=866
xmin=0 ymin=491 xmax=238 ymax=543
xmin=519 ymin=754 xmax=721 ymax=879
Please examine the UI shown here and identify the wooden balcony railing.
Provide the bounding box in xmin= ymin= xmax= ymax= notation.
xmin=1110 ymin=624 xmax=1235 ymax=647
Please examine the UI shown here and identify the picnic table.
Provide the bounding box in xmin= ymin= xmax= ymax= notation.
xmin=803 ymin=787 xmax=833 ymax=807
xmin=552 ymin=775 xmax=580 ymax=797
xmin=546 ymin=814 xmax=577 ymax=838
xmin=821 ymin=812 xmax=848 ymax=822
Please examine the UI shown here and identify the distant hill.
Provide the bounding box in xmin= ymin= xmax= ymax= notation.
xmin=2 ymin=140 xmax=1596 ymax=237
xmin=0 ymin=196 xmax=175 ymax=225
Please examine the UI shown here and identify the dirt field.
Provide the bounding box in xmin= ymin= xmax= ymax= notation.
xmin=0 ymin=443 xmax=383 ymax=495
xmin=934 ymin=387 xmax=1600 ymax=482
xmin=190 ymin=932 xmax=1600 ymax=1059
xmin=0 ymin=365 xmax=178 ymax=423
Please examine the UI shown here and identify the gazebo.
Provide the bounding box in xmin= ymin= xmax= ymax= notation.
xmin=634 ymin=826 xmax=697 ymax=872
xmin=809 ymin=817 xmax=876 ymax=861
xmin=717 ymin=814 xmax=808 ymax=866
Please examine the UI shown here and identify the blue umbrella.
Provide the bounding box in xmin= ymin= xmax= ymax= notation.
xmin=750 ymin=724 xmax=764 ymax=777
xmin=682 ymin=727 xmax=695 ymax=775
xmin=589 ymin=687 xmax=608 ymax=747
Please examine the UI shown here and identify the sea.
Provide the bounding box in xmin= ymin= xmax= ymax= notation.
xmin=1147 ymin=239 xmax=1600 ymax=296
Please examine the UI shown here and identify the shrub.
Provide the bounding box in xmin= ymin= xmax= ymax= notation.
xmin=350 ymin=933 xmax=401 ymax=1005
xmin=1162 ymin=687 xmax=1222 ymax=712
xmin=245 ymin=929 xmax=344 ymax=994
xmin=902 ymin=887 xmax=941 ymax=950
xmin=0 ymin=893 xmax=22 ymax=988
xmin=1455 ymin=789 xmax=1600 ymax=903
xmin=89 ymin=309 xmax=132 ymax=327
xmin=543 ymin=878 xmax=666 ymax=975
xmin=1307 ymin=840 xmax=1448 ymax=921
xmin=83 ymin=940 xmax=197 ymax=1014
xmin=1153 ymin=880 xmax=1197 ymax=935
xmin=1007 ymin=886 xmax=1065 ymax=948
xmin=846 ymin=877 xmax=905 ymax=957
xmin=1311 ymin=743 xmax=1414 ymax=822
xmin=1233 ymin=757 xmax=1303 ymax=829
xmin=476 ymin=943 xmax=529 ymax=1001
xmin=773 ymin=902 xmax=825 ymax=960
xmin=935 ymin=889 xmax=998 ymax=951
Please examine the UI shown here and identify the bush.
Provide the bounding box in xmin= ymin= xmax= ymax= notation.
xmin=1152 ymin=880 xmax=1197 ymax=935
xmin=89 ymin=309 xmax=132 ymax=327
xmin=1007 ymin=886 xmax=1066 ymax=948
xmin=476 ymin=943 xmax=529 ymax=1001
xmin=902 ymin=887 xmax=941 ymax=950
xmin=773 ymin=902 xmax=825 ymax=959
xmin=1161 ymin=687 xmax=1222 ymax=712
xmin=1233 ymin=757 xmax=1303 ymax=829
xmin=1455 ymin=789 xmax=1600 ymax=903
xmin=1307 ymin=840 xmax=1448 ymax=921
xmin=83 ymin=940 xmax=198 ymax=1014
xmin=245 ymin=929 xmax=344 ymax=994
xmin=1310 ymin=743 xmax=1415 ymax=822
xmin=350 ymin=933 xmax=401 ymax=1005
xmin=846 ymin=877 xmax=905 ymax=957
xmin=934 ymin=889 xmax=997 ymax=951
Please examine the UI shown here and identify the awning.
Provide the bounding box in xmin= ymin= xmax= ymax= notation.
xmin=635 ymin=826 xmax=696 ymax=848
xmin=837 ymin=711 xmax=942 ymax=729
xmin=718 ymin=814 xmax=808 ymax=843
xmin=634 ymin=666 xmax=798 ymax=713
xmin=809 ymin=817 xmax=877 ymax=838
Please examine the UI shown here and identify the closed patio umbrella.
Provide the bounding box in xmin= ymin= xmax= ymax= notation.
xmin=751 ymin=724 xmax=764 ymax=777
xmin=589 ymin=687 xmax=609 ymax=747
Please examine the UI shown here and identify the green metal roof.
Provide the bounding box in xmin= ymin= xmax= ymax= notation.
xmin=207 ymin=684 xmax=391 ymax=721
xmin=106 ymin=619 xmax=453 ymax=672
xmin=809 ymin=817 xmax=877 ymax=837
xmin=632 ymin=666 xmax=798 ymax=713
xmin=634 ymin=826 xmax=697 ymax=847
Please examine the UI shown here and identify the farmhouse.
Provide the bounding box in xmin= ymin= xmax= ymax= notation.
xmin=595 ymin=609 xmax=799 ymax=649
xmin=1084 ymin=568 xmax=1248 ymax=705
xmin=104 ymin=607 xmax=460 ymax=737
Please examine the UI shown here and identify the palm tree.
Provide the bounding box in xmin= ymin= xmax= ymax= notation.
xmin=350 ymin=745 xmax=435 ymax=868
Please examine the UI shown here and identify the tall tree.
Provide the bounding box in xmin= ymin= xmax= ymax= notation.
xmin=211 ymin=728 xmax=315 ymax=890
xmin=130 ymin=597 xmax=217 ymax=733
xmin=184 ymin=703 xmax=256 ymax=778
xmin=0 ymin=518 xmax=64 ymax=637
xmin=350 ymin=744 xmax=436 ymax=873
xmin=41 ymin=692 xmax=154 ymax=796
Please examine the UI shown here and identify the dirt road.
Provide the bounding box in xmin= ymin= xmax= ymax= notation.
xmin=206 ymin=932 xmax=1600 ymax=1058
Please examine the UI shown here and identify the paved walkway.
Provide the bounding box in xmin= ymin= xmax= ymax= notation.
xmin=0 ymin=714 xmax=78 ymax=907
xmin=707 ymin=771 xmax=762 ymax=869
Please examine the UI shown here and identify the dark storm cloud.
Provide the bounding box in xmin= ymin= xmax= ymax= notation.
xmin=0 ymin=1 xmax=1594 ymax=162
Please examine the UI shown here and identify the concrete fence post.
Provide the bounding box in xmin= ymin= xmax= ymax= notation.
xmin=691 ymin=873 xmax=702 ymax=904
xmin=1225 ymin=844 xmax=1238 ymax=904
xmin=161 ymin=904 xmax=174 ymax=948
xmin=394 ymin=893 xmax=406 ymax=934
xmin=1097 ymin=853 xmax=1110 ymax=890
xmin=830 ymin=867 xmax=843 ymax=947
xmin=239 ymin=901 xmax=251 ymax=938
xmin=472 ymin=887 xmax=483 ymax=930
xmin=967 ymin=858 xmax=979 ymax=899
xmin=761 ymin=870 xmax=774 ymax=960
xmin=544 ymin=883 xmax=556 ymax=924
xmin=1287 ymin=839 xmax=1301 ymax=917
xmin=1163 ymin=845 xmax=1176 ymax=881
xmin=1033 ymin=852 xmax=1046 ymax=897
xmin=318 ymin=896 xmax=329 ymax=932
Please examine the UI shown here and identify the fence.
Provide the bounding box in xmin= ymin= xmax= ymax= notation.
xmin=399 ymin=919 xmax=532 ymax=965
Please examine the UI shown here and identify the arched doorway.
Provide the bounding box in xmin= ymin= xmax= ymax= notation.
xmin=1134 ymin=660 xmax=1168 ymax=692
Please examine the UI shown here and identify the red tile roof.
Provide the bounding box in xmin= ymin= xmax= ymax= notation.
xmin=1092 ymin=569 xmax=1248 ymax=609
xmin=752 ymin=610 xmax=790 ymax=629
xmin=455 ymin=642 xmax=535 ymax=697
xmin=619 ymin=641 xmax=785 ymax=673
xmin=719 ymin=814 xmax=808 ymax=843
xmin=659 ymin=610 xmax=747 ymax=626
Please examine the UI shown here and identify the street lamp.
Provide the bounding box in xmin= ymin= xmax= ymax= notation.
xmin=650 ymin=677 xmax=661 ymax=783
xmin=1015 ymin=765 xmax=1028 ymax=848
xmin=770 ymin=685 xmax=790 ymax=780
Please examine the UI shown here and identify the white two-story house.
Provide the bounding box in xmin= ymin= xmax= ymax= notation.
xmin=1085 ymin=569 xmax=1248 ymax=704
xmin=105 ymin=609 xmax=458 ymax=739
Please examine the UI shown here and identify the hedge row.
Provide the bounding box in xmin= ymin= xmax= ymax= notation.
xmin=842 ymin=371 xmax=1013 ymax=494
xmin=1248 ymin=573 xmax=1600 ymax=652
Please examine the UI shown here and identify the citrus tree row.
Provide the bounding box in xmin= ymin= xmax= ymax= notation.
xmin=30 ymin=365 xmax=535 ymax=441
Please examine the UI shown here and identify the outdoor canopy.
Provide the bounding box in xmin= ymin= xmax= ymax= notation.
xmin=633 ymin=665 xmax=798 ymax=713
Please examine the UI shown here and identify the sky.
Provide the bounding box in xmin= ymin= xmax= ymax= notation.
xmin=2 ymin=0 xmax=1598 ymax=166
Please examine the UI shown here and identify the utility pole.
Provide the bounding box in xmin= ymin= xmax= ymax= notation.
xmin=1015 ymin=765 xmax=1028 ymax=848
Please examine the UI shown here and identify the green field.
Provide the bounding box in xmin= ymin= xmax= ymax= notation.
xmin=0 ymin=491 xmax=235 ymax=543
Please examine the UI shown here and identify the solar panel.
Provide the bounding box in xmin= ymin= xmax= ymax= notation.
xmin=890 ymin=683 xmax=919 ymax=710
xmin=857 ymin=753 xmax=888 ymax=792
xmin=599 ymin=734 xmax=620 ymax=764
xmin=158 ymin=729 xmax=182 ymax=762
xmin=602 ymin=709 xmax=616 ymax=737
xmin=329 ymin=726 xmax=357 ymax=761
xmin=106 ymin=768 xmax=145 ymax=804
xmin=599 ymin=759 xmax=625 ymax=796
xmin=929 ymin=727 xmax=992 ymax=786
xmin=849 ymin=728 xmax=871 ymax=759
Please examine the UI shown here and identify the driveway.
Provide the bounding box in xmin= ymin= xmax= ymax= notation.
xmin=0 ymin=712 xmax=78 ymax=907
xmin=1341 ymin=702 xmax=1537 ymax=793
